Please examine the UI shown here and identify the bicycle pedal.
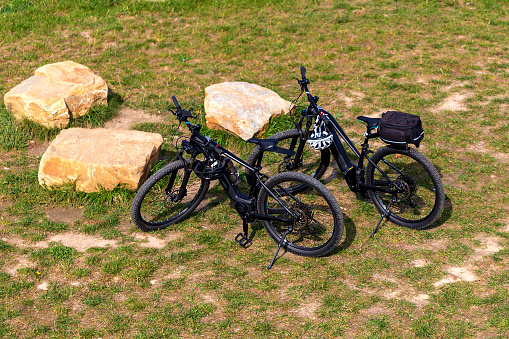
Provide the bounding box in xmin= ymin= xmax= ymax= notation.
xmin=235 ymin=233 xmax=252 ymax=248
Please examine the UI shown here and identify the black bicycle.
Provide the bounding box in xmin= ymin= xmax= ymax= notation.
xmin=130 ymin=96 xmax=344 ymax=268
xmin=247 ymin=67 xmax=445 ymax=235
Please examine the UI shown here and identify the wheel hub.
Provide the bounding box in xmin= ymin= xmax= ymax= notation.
xmin=394 ymin=175 xmax=417 ymax=200
xmin=285 ymin=202 xmax=314 ymax=233
xmin=164 ymin=189 xmax=181 ymax=208
xmin=278 ymin=161 xmax=290 ymax=173
xmin=278 ymin=158 xmax=302 ymax=173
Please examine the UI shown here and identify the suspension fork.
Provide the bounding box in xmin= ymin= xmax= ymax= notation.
xmin=171 ymin=154 xmax=197 ymax=201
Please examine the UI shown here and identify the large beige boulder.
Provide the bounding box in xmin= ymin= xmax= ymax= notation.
xmin=38 ymin=128 xmax=163 ymax=193
xmin=4 ymin=61 xmax=108 ymax=128
xmin=204 ymin=82 xmax=292 ymax=140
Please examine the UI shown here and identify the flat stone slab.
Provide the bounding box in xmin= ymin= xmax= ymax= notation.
xmin=38 ymin=128 xmax=163 ymax=192
xmin=4 ymin=61 xmax=108 ymax=128
xmin=204 ymin=82 xmax=292 ymax=140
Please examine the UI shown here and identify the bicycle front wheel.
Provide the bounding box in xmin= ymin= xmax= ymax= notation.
xmin=130 ymin=160 xmax=209 ymax=231
xmin=246 ymin=129 xmax=330 ymax=191
xmin=257 ymin=172 xmax=343 ymax=257
xmin=365 ymin=146 xmax=445 ymax=230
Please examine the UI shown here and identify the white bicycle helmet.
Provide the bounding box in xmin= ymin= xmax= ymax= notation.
xmin=307 ymin=120 xmax=333 ymax=150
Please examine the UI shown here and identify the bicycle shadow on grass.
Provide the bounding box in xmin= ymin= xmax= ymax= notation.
xmin=425 ymin=165 xmax=454 ymax=229
xmin=424 ymin=194 xmax=453 ymax=230
xmin=331 ymin=213 xmax=357 ymax=253
xmin=191 ymin=186 xmax=227 ymax=216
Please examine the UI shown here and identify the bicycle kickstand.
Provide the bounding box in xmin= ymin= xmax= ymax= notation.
xmin=370 ymin=196 xmax=397 ymax=237
xmin=268 ymin=224 xmax=293 ymax=270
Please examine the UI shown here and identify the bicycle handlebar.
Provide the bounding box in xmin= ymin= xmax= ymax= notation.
xmin=297 ymin=66 xmax=320 ymax=113
xmin=171 ymin=95 xmax=182 ymax=110
xmin=169 ymin=95 xmax=224 ymax=156
xmin=300 ymin=66 xmax=307 ymax=79
xmin=171 ymin=95 xmax=196 ymax=122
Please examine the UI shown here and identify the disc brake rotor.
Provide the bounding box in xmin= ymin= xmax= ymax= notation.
xmin=284 ymin=202 xmax=314 ymax=234
xmin=163 ymin=189 xmax=181 ymax=208
xmin=394 ymin=175 xmax=417 ymax=201
xmin=278 ymin=161 xmax=289 ymax=173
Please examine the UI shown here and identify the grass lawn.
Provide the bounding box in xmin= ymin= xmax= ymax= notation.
xmin=0 ymin=0 xmax=508 ymax=337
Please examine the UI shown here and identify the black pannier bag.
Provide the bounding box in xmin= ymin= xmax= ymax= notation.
xmin=378 ymin=111 xmax=424 ymax=147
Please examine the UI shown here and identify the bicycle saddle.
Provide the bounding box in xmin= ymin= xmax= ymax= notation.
xmin=247 ymin=138 xmax=296 ymax=155
xmin=357 ymin=116 xmax=380 ymax=130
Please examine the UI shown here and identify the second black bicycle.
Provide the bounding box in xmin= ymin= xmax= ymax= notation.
xmin=247 ymin=67 xmax=445 ymax=233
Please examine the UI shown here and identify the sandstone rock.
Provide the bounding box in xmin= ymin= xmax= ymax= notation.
xmin=38 ymin=128 xmax=163 ymax=193
xmin=4 ymin=61 xmax=108 ymax=128
xmin=204 ymin=82 xmax=292 ymax=140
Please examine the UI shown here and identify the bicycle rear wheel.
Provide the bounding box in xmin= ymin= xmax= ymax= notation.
xmin=257 ymin=172 xmax=343 ymax=257
xmin=365 ymin=146 xmax=445 ymax=229
xmin=246 ymin=129 xmax=330 ymax=192
xmin=130 ymin=160 xmax=209 ymax=231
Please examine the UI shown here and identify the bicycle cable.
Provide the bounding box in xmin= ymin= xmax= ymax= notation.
xmin=289 ymin=86 xmax=304 ymax=117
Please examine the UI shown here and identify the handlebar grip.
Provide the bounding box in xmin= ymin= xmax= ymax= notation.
xmin=171 ymin=95 xmax=182 ymax=110
xmin=300 ymin=66 xmax=307 ymax=79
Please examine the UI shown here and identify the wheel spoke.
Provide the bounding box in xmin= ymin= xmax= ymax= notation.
xmin=366 ymin=147 xmax=445 ymax=229
xmin=131 ymin=160 xmax=209 ymax=231
xmin=258 ymin=172 xmax=343 ymax=256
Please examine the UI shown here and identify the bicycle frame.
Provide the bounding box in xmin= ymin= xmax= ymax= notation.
xmin=298 ymin=69 xmax=399 ymax=196
xmin=171 ymin=105 xmax=301 ymax=252
xmin=171 ymin=107 xmax=323 ymax=268
xmin=179 ymin=124 xmax=285 ymax=214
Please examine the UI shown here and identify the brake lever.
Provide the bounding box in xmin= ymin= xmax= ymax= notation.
xmin=172 ymin=107 xmax=198 ymax=122
xmin=185 ymin=108 xmax=198 ymax=120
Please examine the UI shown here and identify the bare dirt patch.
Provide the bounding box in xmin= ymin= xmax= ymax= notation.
xmin=439 ymin=140 xmax=509 ymax=165
xmin=3 ymin=230 xmax=185 ymax=252
xmin=399 ymin=238 xmax=450 ymax=252
xmin=27 ymin=140 xmax=50 ymax=157
xmin=433 ymin=235 xmax=504 ymax=288
xmin=2 ymin=234 xmax=49 ymax=249
xmin=104 ymin=107 xmax=165 ymax=130
xmin=37 ymin=281 xmax=50 ymax=291
xmin=439 ymin=81 xmax=471 ymax=93
xmin=46 ymin=232 xmax=119 ymax=252
xmin=341 ymin=274 xmax=430 ymax=307
xmin=441 ymin=172 xmax=472 ymax=191
xmin=433 ymin=267 xmax=477 ymax=287
xmin=132 ymin=232 xmax=181 ymax=249
xmin=45 ymin=207 xmax=83 ymax=224
xmin=360 ymin=304 xmax=395 ymax=317
xmin=464 ymin=141 xmax=509 ymax=163
xmin=373 ymin=274 xmax=431 ymax=306
xmin=1 ymin=232 xmax=117 ymax=251
xmin=294 ymin=299 xmax=320 ymax=320
xmin=337 ymin=91 xmax=366 ymax=107
xmin=432 ymin=92 xmax=475 ymax=112
xmin=0 ymin=199 xmax=13 ymax=211
xmin=1 ymin=255 xmax=37 ymax=275
xmin=411 ymin=258 xmax=431 ymax=267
